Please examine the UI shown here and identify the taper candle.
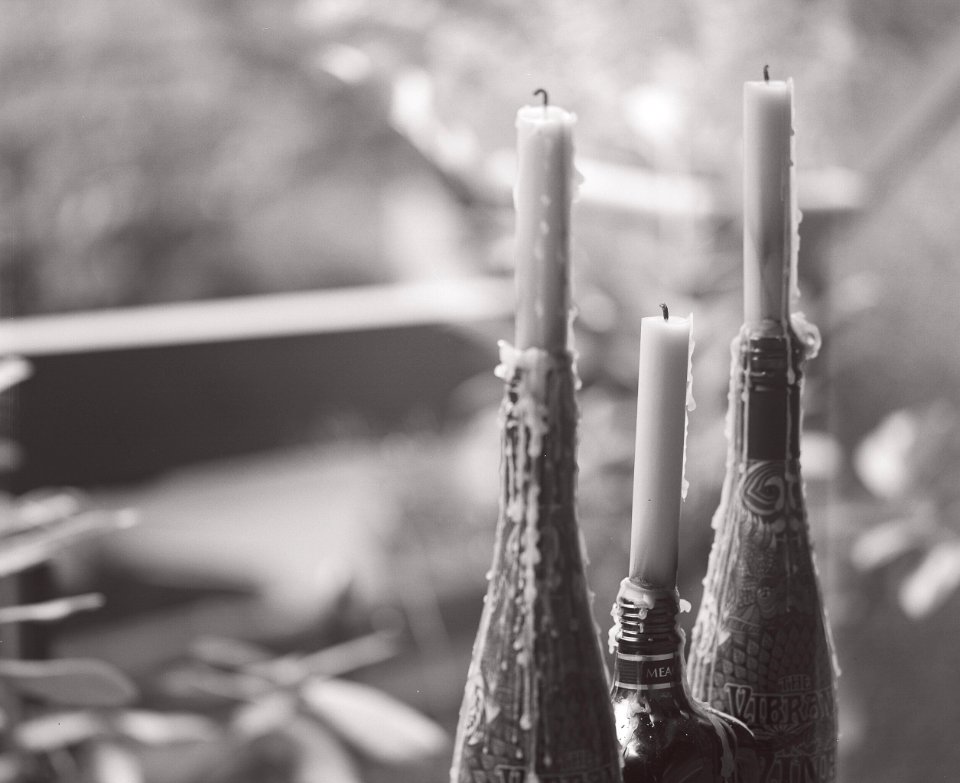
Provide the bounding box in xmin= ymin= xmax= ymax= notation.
xmin=628 ymin=304 xmax=692 ymax=587
xmin=514 ymin=89 xmax=576 ymax=352
xmin=743 ymin=67 xmax=795 ymax=324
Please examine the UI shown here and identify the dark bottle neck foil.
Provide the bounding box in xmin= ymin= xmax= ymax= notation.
xmin=736 ymin=322 xmax=806 ymax=461
xmin=611 ymin=579 xmax=687 ymax=694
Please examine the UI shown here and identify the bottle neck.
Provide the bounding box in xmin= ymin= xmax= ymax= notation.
xmin=497 ymin=345 xmax=580 ymax=537
xmin=735 ymin=322 xmax=804 ymax=462
xmin=611 ymin=579 xmax=687 ymax=694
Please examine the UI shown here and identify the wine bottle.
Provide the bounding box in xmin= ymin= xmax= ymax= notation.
xmin=687 ymin=72 xmax=838 ymax=783
xmin=687 ymin=324 xmax=838 ymax=783
xmin=451 ymin=90 xmax=620 ymax=783
xmin=450 ymin=345 xmax=622 ymax=783
xmin=611 ymin=578 xmax=758 ymax=783
xmin=612 ymin=308 xmax=757 ymax=782
xmin=451 ymin=345 xmax=620 ymax=783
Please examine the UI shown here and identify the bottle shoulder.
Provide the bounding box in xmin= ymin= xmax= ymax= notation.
xmin=612 ymin=689 xmax=759 ymax=782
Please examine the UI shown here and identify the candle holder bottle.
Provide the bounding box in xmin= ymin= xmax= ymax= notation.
xmin=611 ymin=578 xmax=758 ymax=783
xmin=450 ymin=345 xmax=622 ymax=783
xmin=687 ymin=323 xmax=838 ymax=783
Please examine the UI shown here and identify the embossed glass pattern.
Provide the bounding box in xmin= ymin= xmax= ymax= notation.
xmin=450 ymin=349 xmax=621 ymax=783
xmin=688 ymin=325 xmax=839 ymax=783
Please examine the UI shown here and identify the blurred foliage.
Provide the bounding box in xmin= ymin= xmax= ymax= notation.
xmin=850 ymin=400 xmax=960 ymax=618
xmin=0 ymin=484 xmax=449 ymax=783
xmin=0 ymin=365 xmax=448 ymax=783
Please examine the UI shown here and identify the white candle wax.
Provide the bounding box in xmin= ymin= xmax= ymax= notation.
xmin=628 ymin=310 xmax=692 ymax=587
xmin=743 ymin=78 xmax=795 ymax=324
xmin=514 ymin=102 xmax=576 ymax=352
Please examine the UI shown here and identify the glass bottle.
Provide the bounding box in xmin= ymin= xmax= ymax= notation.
xmin=687 ymin=323 xmax=838 ymax=783
xmin=450 ymin=346 xmax=622 ymax=783
xmin=611 ymin=578 xmax=758 ymax=783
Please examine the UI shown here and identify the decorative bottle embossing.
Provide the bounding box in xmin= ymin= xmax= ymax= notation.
xmin=687 ymin=324 xmax=838 ymax=783
xmin=611 ymin=578 xmax=758 ymax=783
xmin=450 ymin=345 xmax=622 ymax=783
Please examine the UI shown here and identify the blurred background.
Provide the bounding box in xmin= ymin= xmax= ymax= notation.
xmin=1 ymin=0 xmax=960 ymax=780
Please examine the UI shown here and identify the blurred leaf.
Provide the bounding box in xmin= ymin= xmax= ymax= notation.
xmin=0 ymin=509 xmax=137 ymax=577
xmin=0 ymin=593 xmax=104 ymax=624
xmin=899 ymin=538 xmax=960 ymax=618
xmin=192 ymin=632 xmax=400 ymax=693
xmin=12 ymin=489 xmax=85 ymax=531
xmin=113 ymin=710 xmax=220 ymax=746
xmin=288 ymin=631 xmax=399 ymax=680
xmin=231 ymin=692 xmax=297 ymax=740
xmin=16 ymin=710 xmax=107 ymax=752
xmin=300 ymin=677 xmax=447 ymax=764
xmin=190 ymin=636 xmax=274 ymax=670
xmin=159 ymin=664 xmax=269 ymax=703
xmin=0 ymin=755 xmax=22 ymax=783
xmin=909 ymin=400 xmax=960 ymax=511
xmin=0 ymin=357 xmax=31 ymax=394
xmin=0 ymin=658 xmax=138 ymax=707
xmin=849 ymin=515 xmax=930 ymax=571
xmin=853 ymin=408 xmax=917 ymax=500
xmin=84 ymin=740 xmax=144 ymax=783
xmin=284 ymin=716 xmax=362 ymax=783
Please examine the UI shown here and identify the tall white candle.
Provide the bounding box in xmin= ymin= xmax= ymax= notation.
xmin=629 ymin=306 xmax=692 ymax=587
xmin=743 ymin=73 xmax=795 ymax=324
xmin=514 ymin=92 xmax=576 ymax=352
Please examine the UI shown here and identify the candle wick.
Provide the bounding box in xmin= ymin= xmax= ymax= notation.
xmin=659 ymin=302 xmax=669 ymax=321
xmin=533 ymin=88 xmax=549 ymax=109
xmin=763 ymin=64 xmax=770 ymax=82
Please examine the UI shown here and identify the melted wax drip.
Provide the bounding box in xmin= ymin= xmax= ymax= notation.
xmin=495 ymin=342 xmax=573 ymax=778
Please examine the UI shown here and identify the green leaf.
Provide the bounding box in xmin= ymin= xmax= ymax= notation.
xmin=300 ymin=677 xmax=447 ymax=764
xmin=0 ymin=658 xmax=138 ymax=707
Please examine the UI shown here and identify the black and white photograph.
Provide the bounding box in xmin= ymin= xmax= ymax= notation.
xmin=0 ymin=2 xmax=958 ymax=781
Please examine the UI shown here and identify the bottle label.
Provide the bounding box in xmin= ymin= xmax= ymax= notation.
xmin=613 ymin=650 xmax=680 ymax=691
xmin=688 ymin=455 xmax=838 ymax=782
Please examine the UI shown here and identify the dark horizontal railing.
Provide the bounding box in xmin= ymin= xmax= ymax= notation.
xmin=2 ymin=277 xmax=514 ymax=489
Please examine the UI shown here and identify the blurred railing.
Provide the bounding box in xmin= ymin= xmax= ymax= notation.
xmin=0 ymin=277 xmax=514 ymax=356
xmin=0 ymin=277 xmax=515 ymax=488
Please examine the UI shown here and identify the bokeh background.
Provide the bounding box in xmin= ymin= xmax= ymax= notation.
xmin=1 ymin=0 xmax=960 ymax=781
